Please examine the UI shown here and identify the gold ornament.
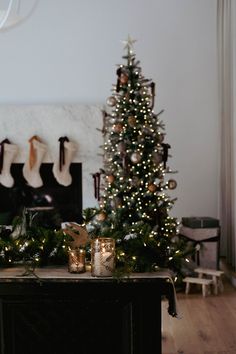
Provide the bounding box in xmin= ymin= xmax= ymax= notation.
xmin=148 ymin=183 xmax=157 ymax=193
xmin=119 ymin=72 xmax=128 ymax=84
xmin=96 ymin=211 xmax=107 ymax=222
xmin=107 ymin=175 xmax=115 ymax=183
xmin=113 ymin=123 xmax=123 ymax=133
xmin=128 ymin=116 xmax=136 ymax=127
xmin=168 ymin=179 xmax=177 ymax=190
xmin=106 ymin=96 xmax=117 ymax=107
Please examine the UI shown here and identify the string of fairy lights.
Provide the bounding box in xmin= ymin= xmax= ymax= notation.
xmin=81 ymin=36 xmax=193 ymax=282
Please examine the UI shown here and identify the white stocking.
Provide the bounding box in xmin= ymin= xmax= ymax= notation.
xmin=0 ymin=143 xmax=18 ymax=188
xmin=53 ymin=141 xmax=77 ymax=186
xmin=23 ymin=139 xmax=47 ymax=188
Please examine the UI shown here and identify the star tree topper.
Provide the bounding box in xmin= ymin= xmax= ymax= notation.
xmin=121 ymin=35 xmax=137 ymax=55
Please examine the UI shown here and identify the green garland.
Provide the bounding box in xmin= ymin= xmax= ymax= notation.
xmin=0 ymin=208 xmax=72 ymax=268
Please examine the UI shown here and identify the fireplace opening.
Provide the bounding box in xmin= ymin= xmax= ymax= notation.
xmin=0 ymin=163 xmax=83 ymax=228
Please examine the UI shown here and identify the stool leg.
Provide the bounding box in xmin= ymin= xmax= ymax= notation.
xmin=219 ymin=276 xmax=224 ymax=292
xmin=202 ymin=284 xmax=207 ymax=297
xmin=185 ymin=282 xmax=190 ymax=294
xmin=212 ymin=275 xmax=218 ymax=295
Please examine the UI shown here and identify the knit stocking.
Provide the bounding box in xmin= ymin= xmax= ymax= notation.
xmin=0 ymin=141 xmax=18 ymax=188
xmin=53 ymin=139 xmax=77 ymax=186
xmin=23 ymin=136 xmax=47 ymax=188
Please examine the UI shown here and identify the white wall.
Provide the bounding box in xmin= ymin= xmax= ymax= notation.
xmin=0 ymin=0 xmax=219 ymax=220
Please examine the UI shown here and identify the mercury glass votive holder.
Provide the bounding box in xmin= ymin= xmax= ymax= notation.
xmin=68 ymin=249 xmax=86 ymax=273
xmin=91 ymin=238 xmax=115 ymax=277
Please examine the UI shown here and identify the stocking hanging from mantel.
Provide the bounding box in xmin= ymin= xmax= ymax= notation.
xmin=0 ymin=139 xmax=18 ymax=188
xmin=52 ymin=136 xmax=77 ymax=187
xmin=23 ymin=135 xmax=47 ymax=188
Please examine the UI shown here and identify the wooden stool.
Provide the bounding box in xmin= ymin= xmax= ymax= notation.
xmin=194 ymin=267 xmax=224 ymax=295
xmin=183 ymin=276 xmax=213 ymax=297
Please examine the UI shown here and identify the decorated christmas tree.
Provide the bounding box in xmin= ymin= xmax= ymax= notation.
xmin=84 ymin=37 xmax=192 ymax=283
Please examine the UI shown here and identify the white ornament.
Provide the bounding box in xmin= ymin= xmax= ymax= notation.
xmin=106 ymin=96 xmax=117 ymax=107
xmin=124 ymin=233 xmax=137 ymax=241
xmin=130 ymin=152 xmax=141 ymax=164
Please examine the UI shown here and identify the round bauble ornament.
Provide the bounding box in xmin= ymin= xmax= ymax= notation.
xmin=148 ymin=183 xmax=157 ymax=193
xmin=143 ymin=126 xmax=152 ymax=135
xmin=110 ymin=117 xmax=116 ymax=124
xmin=117 ymin=141 xmax=126 ymax=153
xmin=128 ymin=116 xmax=136 ymax=127
xmin=119 ymin=72 xmax=129 ymax=84
xmin=130 ymin=152 xmax=141 ymax=164
xmin=131 ymin=176 xmax=140 ymax=187
xmin=168 ymin=179 xmax=177 ymax=190
xmin=158 ymin=133 xmax=165 ymax=143
xmin=117 ymin=67 xmax=129 ymax=84
xmin=111 ymin=197 xmax=122 ymax=209
xmin=106 ymin=96 xmax=117 ymax=107
xmin=113 ymin=123 xmax=123 ymax=133
xmin=107 ymin=175 xmax=115 ymax=184
xmin=137 ymin=134 xmax=145 ymax=143
xmin=96 ymin=211 xmax=107 ymax=222
xmin=152 ymin=152 xmax=162 ymax=164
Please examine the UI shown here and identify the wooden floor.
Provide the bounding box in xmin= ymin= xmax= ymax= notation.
xmin=162 ymin=276 xmax=236 ymax=354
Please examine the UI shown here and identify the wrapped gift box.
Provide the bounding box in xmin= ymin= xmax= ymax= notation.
xmin=182 ymin=216 xmax=220 ymax=229
xmin=198 ymin=241 xmax=219 ymax=269
xmin=179 ymin=226 xmax=219 ymax=241
xmin=179 ymin=225 xmax=220 ymax=269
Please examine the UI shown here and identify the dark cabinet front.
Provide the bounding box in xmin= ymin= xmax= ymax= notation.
xmin=0 ymin=278 xmax=168 ymax=354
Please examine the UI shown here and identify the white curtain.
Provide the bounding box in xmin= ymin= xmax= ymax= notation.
xmin=218 ymin=0 xmax=235 ymax=269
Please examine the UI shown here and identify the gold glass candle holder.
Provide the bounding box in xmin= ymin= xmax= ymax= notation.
xmin=91 ymin=238 xmax=115 ymax=277
xmin=68 ymin=249 xmax=86 ymax=273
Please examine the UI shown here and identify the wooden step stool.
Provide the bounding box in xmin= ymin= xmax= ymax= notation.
xmin=183 ymin=277 xmax=213 ymax=297
xmin=194 ymin=267 xmax=224 ymax=295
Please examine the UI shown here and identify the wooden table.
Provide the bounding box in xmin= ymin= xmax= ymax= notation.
xmin=0 ymin=267 xmax=177 ymax=354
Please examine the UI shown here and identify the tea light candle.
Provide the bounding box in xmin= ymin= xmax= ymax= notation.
xmin=68 ymin=249 xmax=85 ymax=273
xmin=69 ymin=262 xmax=84 ymax=273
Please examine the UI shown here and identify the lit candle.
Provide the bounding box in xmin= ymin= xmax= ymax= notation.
xmin=91 ymin=238 xmax=115 ymax=277
xmin=68 ymin=249 xmax=85 ymax=273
